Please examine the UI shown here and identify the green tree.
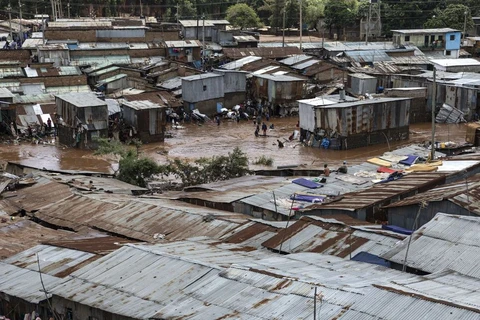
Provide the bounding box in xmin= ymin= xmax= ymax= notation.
xmin=424 ymin=4 xmax=474 ymax=32
xmin=324 ymin=0 xmax=358 ymax=38
xmin=304 ymin=0 xmax=326 ymax=29
xmin=226 ymin=3 xmax=261 ymax=29
xmin=95 ymin=139 xmax=163 ymax=188
xmin=166 ymin=147 xmax=251 ymax=186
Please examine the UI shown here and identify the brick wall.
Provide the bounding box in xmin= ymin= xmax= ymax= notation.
xmin=45 ymin=29 xmax=97 ymax=42
xmin=19 ymin=75 xmax=87 ymax=87
xmin=0 ymin=49 xmax=31 ymax=65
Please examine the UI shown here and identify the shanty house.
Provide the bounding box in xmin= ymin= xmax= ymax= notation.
xmin=213 ymin=69 xmax=246 ymax=108
xmin=252 ymin=74 xmax=305 ymax=116
xmin=179 ymin=19 xmax=230 ymax=42
xmin=55 ymin=92 xmax=108 ymax=149
xmin=392 ymin=28 xmax=462 ymax=57
xmin=182 ymin=72 xmax=224 ymax=115
xmin=299 ymin=96 xmax=411 ymax=150
xmin=384 ymin=174 xmax=480 ymax=229
xmin=36 ymin=44 xmax=70 ymax=67
xmin=347 ymin=73 xmax=377 ymax=95
xmin=121 ymin=100 xmax=166 ymax=143
xmin=165 ymin=40 xmax=202 ymax=63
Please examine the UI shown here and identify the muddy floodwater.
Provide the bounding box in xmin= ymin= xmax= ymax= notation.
xmin=0 ymin=117 xmax=468 ymax=173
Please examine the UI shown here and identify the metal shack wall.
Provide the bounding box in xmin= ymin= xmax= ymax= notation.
xmin=299 ymin=102 xmax=315 ymax=132
xmin=270 ymin=81 xmax=303 ymax=103
xmin=350 ymin=76 xmax=377 ymax=95
xmin=222 ymin=72 xmax=246 ymax=93
xmin=182 ymin=76 xmax=224 ymax=103
xmin=314 ymin=100 xmax=410 ymax=136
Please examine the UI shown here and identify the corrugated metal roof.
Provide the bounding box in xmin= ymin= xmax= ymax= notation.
xmin=56 ymin=92 xmax=107 ymax=107
xmin=384 ymin=173 xmax=480 ymax=212
xmin=0 ymin=218 xmax=72 ymax=259
xmin=48 ymin=21 xmax=112 ymax=28
xmin=0 ymin=181 xmax=72 ymax=214
xmin=307 ymin=172 xmax=446 ymax=211
xmin=0 ymin=262 xmax=60 ymax=303
xmin=181 ymin=72 xmax=222 ymax=81
xmin=254 ymin=74 xmax=304 ymax=82
xmin=383 ymin=270 xmax=480 ymax=312
xmin=179 ymin=19 xmax=229 ymax=27
xmin=70 ymin=55 xmax=131 ymax=66
xmin=58 ymin=66 xmax=82 ymax=76
xmin=0 ymin=67 xmax=24 ymax=78
xmin=164 ymin=40 xmax=202 ymax=48
xmin=45 ymin=85 xmax=92 ymax=94
xmin=279 ymin=54 xmax=312 ymax=66
xmin=122 ymin=99 xmax=164 ymax=110
xmin=50 ymin=244 xmax=220 ymax=319
xmin=261 ymin=215 xmax=405 ymax=256
xmin=97 ymin=73 xmax=127 ymax=85
xmin=88 ymin=66 xmax=120 ymax=77
xmin=291 ymin=59 xmax=321 ymax=70
xmin=3 ymin=244 xmax=98 ymax=277
xmin=91 ymin=199 xmax=248 ymax=242
xmin=222 ymin=47 xmax=303 ymax=59
xmin=220 ymin=219 xmax=287 ymax=248
xmin=31 ymin=194 xmax=118 ymax=230
xmin=392 ymin=28 xmax=460 ymax=34
xmin=220 ymin=56 xmax=262 ymax=70
xmin=157 ymin=76 xmax=182 ymax=90
xmin=382 ymin=213 xmax=480 ymax=278
xmin=44 ymin=236 xmax=138 ymax=255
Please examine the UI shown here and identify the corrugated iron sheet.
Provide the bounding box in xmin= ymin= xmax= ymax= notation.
xmin=91 ymin=199 xmax=247 ymax=241
xmin=261 ymin=216 xmax=405 ymax=257
xmin=0 ymin=219 xmax=72 ymax=259
xmin=44 ymin=236 xmax=137 ymax=255
xmin=3 ymin=244 xmax=98 ymax=277
xmin=0 ymin=262 xmax=60 ymax=303
xmin=384 ymin=174 xmax=480 ymax=213
xmin=0 ymin=181 xmax=72 ymax=214
xmin=382 ymin=213 xmax=480 ymax=278
xmin=307 ymin=172 xmax=446 ymax=211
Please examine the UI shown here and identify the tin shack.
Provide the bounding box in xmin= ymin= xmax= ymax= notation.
xmin=252 ymin=74 xmax=305 ymax=116
xmin=182 ymin=72 xmax=224 ymax=115
xmin=347 ymin=73 xmax=377 ymax=95
xmin=213 ymin=69 xmax=247 ymax=108
xmin=299 ymin=96 xmax=411 ymax=150
xmin=55 ymin=92 xmax=108 ymax=149
xmin=121 ymin=100 xmax=166 ymax=143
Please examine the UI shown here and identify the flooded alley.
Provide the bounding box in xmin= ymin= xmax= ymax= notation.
xmin=0 ymin=118 xmax=469 ymax=173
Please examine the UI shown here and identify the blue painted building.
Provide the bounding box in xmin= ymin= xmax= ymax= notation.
xmin=392 ymin=28 xmax=462 ymax=58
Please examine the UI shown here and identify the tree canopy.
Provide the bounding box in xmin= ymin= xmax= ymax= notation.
xmin=226 ymin=3 xmax=261 ymax=29
xmin=424 ymin=4 xmax=474 ymax=32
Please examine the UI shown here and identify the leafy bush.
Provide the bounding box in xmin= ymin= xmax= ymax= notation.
xmin=253 ymin=155 xmax=274 ymax=166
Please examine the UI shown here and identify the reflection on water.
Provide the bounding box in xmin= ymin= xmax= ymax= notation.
xmin=0 ymin=118 xmax=468 ymax=173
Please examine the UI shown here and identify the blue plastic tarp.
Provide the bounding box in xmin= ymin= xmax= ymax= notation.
xmin=292 ymin=178 xmax=322 ymax=189
xmin=382 ymin=224 xmax=413 ymax=235
xmin=399 ymin=155 xmax=418 ymax=166
xmin=290 ymin=194 xmax=325 ymax=203
xmin=352 ymin=252 xmax=391 ymax=267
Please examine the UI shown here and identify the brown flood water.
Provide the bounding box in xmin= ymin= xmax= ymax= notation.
xmin=0 ymin=117 xmax=468 ymax=173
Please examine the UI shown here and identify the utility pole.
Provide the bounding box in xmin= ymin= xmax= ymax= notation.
xmin=18 ymin=0 xmax=23 ymax=43
xmin=299 ymin=0 xmax=302 ymax=50
xmin=365 ymin=0 xmax=372 ymax=44
xmin=202 ymin=14 xmax=205 ymax=66
xmin=50 ymin=0 xmax=56 ymax=21
xmin=463 ymin=10 xmax=468 ymax=44
xmin=430 ymin=66 xmax=437 ymax=161
xmin=140 ymin=0 xmax=143 ymax=17
xmin=67 ymin=2 xmax=70 ymax=18
xmin=313 ymin=287 xmax=317 ymax=320
xmin=6 ymin=3 xmax=12 ymax=42
xmin=282 ymin=5 xmax=286 ymax=47
xmin=42 ymin=15 xmax=45 ymax=45
xmin=176 ymin=3 xmax=179 ymax=23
